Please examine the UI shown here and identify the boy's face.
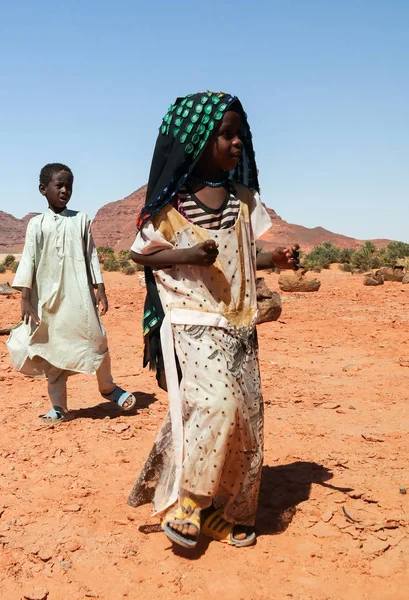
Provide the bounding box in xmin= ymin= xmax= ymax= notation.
xmin=200 ymin=110 xmax=243 ymax=172
xmin=39 ymin=170 xmax=73 ymax=212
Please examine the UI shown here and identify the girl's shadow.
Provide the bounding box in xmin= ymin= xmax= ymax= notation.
xmin=139 ymin=461 xmax=349 ymax=558
xmin=256 ymin=461 xmax=351 ymax=536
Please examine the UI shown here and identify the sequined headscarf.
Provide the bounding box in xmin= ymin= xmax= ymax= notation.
xmin=140 ymin=91 xmax=259 ymax=388
xmin=138 ymin=91 xmax=259 ymax=229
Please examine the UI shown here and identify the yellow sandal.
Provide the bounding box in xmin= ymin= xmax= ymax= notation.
xmin=162 ymin=497 xmax=201 ymax=549
xmin=202 ymin=508 xmax=256 ymax=547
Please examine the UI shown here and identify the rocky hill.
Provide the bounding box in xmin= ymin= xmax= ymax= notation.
xmin=1 ymin=185 xmax=391 ymax=253
xmin=0 ymin=211 xmax=39 ymax=253
xmin=90 ymin=185 xmax=390 ymax=252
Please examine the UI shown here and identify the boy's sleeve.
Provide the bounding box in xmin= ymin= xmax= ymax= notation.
xmin=130 ymin=221 xmax=174 ymax=255
xmin=86 ymin=220 xmax=104 ymax=285
xmin=13 ymin=219 xmax=36 ymax=290
xmin=250 ymin=191 xmax=273 ymax=241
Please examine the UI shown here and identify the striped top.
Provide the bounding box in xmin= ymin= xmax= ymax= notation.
xmin=175 ymin=185 xmax=240 ymax=230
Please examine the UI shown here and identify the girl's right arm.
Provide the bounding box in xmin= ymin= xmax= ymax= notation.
xmin=131 ymin=239 xmax=218 ymax=269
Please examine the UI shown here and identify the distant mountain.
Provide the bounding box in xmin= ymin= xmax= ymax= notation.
xmin=90 ymin=185 xmax=391 ymax=253
xmin=1 ymin=185 xmax=391 ymax=253
xmin=0 ymin=211 xmax=39 ymax=253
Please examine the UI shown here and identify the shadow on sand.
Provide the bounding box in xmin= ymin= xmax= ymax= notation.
xmin=68 ymin=391 xmax=157 ymax=420
xmin=139 ymin=460 xmax=354 ymax=559
xmin=256 ymin=460 xmax=352 ymax=536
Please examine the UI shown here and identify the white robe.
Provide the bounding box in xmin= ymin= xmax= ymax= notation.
xmin=7 ymin=208 xmax=108 ymax=377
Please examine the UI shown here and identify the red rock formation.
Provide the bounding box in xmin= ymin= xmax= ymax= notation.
xmin=91 ymin=186 xmax=147 ymax=251
xmin=1 ymin=184 xmax=391 ymax=253
xmin=91 ymin=185 xmax=391 ymax=253
xmin=0 ymin=211 xmax=39 ymax=253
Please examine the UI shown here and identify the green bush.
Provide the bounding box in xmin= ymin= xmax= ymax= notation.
xmin=10 ymin=261 xmax=19 ymax=273
xmin=97 ymin=246 xmax=115 ymax=263
xmin=381 ymin=241 xmax=409 ymax=267
xmin=351 ymin=241 xmax=380 ymax=272
xmin=103 ymin=258 xmax=120 ymax=272
xmin=339 ymin=263 xmax=353 ymax=273
xmin=3 ymin=254 xmax=16 ymax=268
xmin=118 ymin=249 xmax=131 ymax=260
xmin=0 ymin=264 xmax=6 ymax=273
xmin=118 ymin=258 xmax=131 ymax=268
xmin=339 ymin=248 xmax=355 ymax=264
xmin=121 ymin=264 xmax=136 ymax=275
xmin=305 ymin=242 xmax=340 ymax=270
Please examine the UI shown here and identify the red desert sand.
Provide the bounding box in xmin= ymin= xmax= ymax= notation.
xmin=0 ymin=267 xmax=408 ymax=600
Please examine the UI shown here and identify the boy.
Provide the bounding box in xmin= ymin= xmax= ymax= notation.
xmin=7 ymin=163 xmax=136 ymax=423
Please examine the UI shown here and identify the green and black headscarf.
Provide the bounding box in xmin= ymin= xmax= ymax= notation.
xmin=139 ymin=91 xmax=259 ymax=387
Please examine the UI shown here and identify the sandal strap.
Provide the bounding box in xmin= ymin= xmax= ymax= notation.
xmin=202 ymin=508 xmax=233 ymax=540
xmin=162 ymin=497 xmax=201 ymax=533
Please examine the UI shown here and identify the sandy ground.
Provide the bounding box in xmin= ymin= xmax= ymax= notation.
xmin=0 ymin=268 xmax=408 ymax=600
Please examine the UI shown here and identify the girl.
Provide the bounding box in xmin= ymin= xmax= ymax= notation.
xmin=128 ymin=92 xmax=298 ymax=548
xmin=7 ymin=163 xmax=136 ymax=423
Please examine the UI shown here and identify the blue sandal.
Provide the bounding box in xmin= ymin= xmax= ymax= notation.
xmin=102 ymin=386 xmax=136 ymax=411
xmin=40 ymin=406 xmax=67 ymax=425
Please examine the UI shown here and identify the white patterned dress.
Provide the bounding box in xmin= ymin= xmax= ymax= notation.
xmin=128 ymin=184 xmax=272 ymax=525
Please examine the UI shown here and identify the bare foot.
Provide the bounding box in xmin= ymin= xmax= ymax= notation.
xmin=166 ymin=503 xmax=201 ymax=539
xmin=232 ymin=525 xmax=254 ymax=541
xmin=122 ymin=395 xmax=134 ymax=409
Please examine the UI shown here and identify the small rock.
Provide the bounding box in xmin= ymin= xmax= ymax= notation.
xmin=63 ymin=504 xmax=81 ymax=513
xmin=38 ymin=550 xmax=52 ymax=562
xmin=364 ymin=271 xmax=384 ymax=286
xmin=111 ymin=423 xmax=130 ymax=434
xmin=66 ymin=541 xmax=81 ymax=552
xmin=362 ymin=537 xmax=390 ymax=556
xmin=321 ymin=402 xmax=341 ymax=410
xmin=256 ymin=278 xmax=282 ymax=324
xmin=361 ymin=433 xmax=385 ymax=443
xmin=60 ymin=560 xmax=72 ymax=569
xmin=399 ymin=487 xmax=407 ymax=495
xmin=379 ymin=266 xmax=404 ymax=282
xmin=321 ymin=509 xmax=334 ymax=523
xmin=278 ymin=271 xmax=321 ymax=293
xmin=23 ymin=588 xmax=49 ymax=600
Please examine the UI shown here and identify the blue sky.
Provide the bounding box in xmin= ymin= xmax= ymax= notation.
xmin=1 ymin=0 xmax=408 ymax=242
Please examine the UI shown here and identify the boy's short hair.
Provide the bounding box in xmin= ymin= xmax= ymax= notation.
xmin=39 ymin=163 xmax=73 ymax=186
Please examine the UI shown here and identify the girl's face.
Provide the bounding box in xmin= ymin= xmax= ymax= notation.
xmin=200 ymin=110 xmax=243 ymax=172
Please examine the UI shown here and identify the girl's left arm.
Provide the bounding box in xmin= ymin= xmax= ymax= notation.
xmin=256 ymin=246 xmax=300 ymax=271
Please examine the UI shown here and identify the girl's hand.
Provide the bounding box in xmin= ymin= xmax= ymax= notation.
xmin=95 ymin=284 xmax=109 ymax=315
xmin=21 ymin=298 xmax=40 ymax=325
xmin=272 ymin=245 xmax=300 ymax=270
xmin=185 ymin=240 xmax=219 ymax=266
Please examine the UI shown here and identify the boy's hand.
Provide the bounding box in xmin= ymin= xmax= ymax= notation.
xmin=272 ymin=245 xmax=300 ymax=270
xmin=95 ymin=284 xmax=109 ymax=315
xmin=21 ymin=298 xmax=40 ymax=325
xmin=186 ymin=240 xmax=219 ymax=266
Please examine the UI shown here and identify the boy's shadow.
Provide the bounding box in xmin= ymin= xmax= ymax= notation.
xmin=69 ymin=391 xmax=156 ymax=420
xmin=256 ymin=461 xmax=351 ymax=536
